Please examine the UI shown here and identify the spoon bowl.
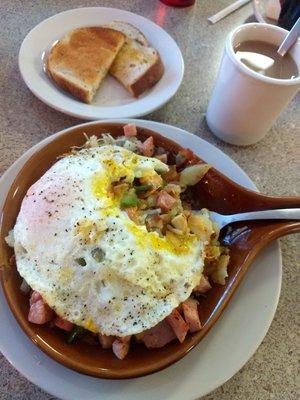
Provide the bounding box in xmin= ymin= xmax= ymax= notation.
xmin=1 ymin=122 xmax=299 ymax=379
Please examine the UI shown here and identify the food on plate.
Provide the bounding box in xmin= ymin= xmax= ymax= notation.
xmin=45 ymin=22 xmax=164 ymax=103
xmin=6 ymin=124 xmax=229 ymax=360
xmin=108 ymin=21 xmax=164 ymax=97
xmin=46 ymin=27 xmax=126 ymax=103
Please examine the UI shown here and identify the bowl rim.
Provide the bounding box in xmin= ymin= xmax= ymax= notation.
xmin=0 ymin=120 xmax=285 ymax=396
xmin=1 ymin=120 xmax=287 ymax=380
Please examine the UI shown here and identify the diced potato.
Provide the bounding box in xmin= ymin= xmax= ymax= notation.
xmin=179 ymin=164 xmax=211 ymax=187
xmin=140 ymin=172 xmax=163 ymax=190
xmin=125 ymin=207 xmax=140 ymax=224
xmin=205 ymin=244 xmax=221 ymax=261
xmin=171 ymin=214 xmax=188 ymax=233
xmin=187 ymin=214 xmax=202 ymax=235
xmin=188 ymin=210 xmax=214 ymax=240
xmin=167 ymin=224 xmax=184 ymax=235
xmin=211 ymin=255 xmax=230 ymax=285
xmin=164 ymin=183 xmax=182 ymax=197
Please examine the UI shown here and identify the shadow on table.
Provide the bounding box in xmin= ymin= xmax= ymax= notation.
xmin=244 ymin=14 xmax=257 ymax=24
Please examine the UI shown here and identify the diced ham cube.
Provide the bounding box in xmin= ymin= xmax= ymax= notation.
xmin=176 ymin=148 xmax=197 ymax=168
xmin=137 ymin=136 xmax=154 ymax=157
xmin=155 ymin=153 xmax=168 ymax=163
xmin=29 ymin=290 xmax=42 ymax=306
xmin=165 ymin=309 xmax=189 ymax=343
xmin=28 ymin=299 xmax=53 ymax=324
xmin=156 ymin=190 xmax=177 ymax=212
xmin=120 ymin=335 xmax=132 ymax=342
xmin=182 ymin=298 xmax=202 ymax=333
xmin=54 ymin=316 xmax=73 ymax=332
xmin=98 ymin=333 xmax=115 ymax=349
xmin=193 ymin=275 xmax=212 ymax=294
xmin=142 ymin=320 xmax=176 ymax=349
xmin=112 ymin=337 xmax=131 ymax=360
xmin=123 ymin=123 xmax=137 ymax=137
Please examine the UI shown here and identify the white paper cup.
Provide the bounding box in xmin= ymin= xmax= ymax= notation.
xmin=206 ymin=23 xmax=300 ymax=146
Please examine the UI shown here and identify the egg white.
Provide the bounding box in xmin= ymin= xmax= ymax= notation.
xmin=12 ymin=145 xmax=213 ymax=336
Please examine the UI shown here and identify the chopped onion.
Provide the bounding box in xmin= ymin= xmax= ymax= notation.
xmin=143 ymin=208 xmax=161 ymax=216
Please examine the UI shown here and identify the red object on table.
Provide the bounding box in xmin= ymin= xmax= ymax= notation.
xmin=159 ymin=0 xmax=195 ymax=7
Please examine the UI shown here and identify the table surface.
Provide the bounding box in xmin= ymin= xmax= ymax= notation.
xmin=0 ymin=1 xmax=299 ymax=399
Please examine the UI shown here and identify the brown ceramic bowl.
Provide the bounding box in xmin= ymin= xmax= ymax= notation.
xmin=1 ymin=122 xmax=299 ymax=379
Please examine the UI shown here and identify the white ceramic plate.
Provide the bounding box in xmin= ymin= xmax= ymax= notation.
xmin=0 ymin=120 xmax=281 ymax=400
xmin=18 ymin=8 xmax=184 ymax=120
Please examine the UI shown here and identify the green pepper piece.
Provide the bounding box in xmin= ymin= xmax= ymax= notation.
xmin=67 ymin=326 xmax=84 ymax=344
xmin=120 ymin=189 xmax=138 ymax=207
xmin=134 ymin=184 xmax=152 ymax=193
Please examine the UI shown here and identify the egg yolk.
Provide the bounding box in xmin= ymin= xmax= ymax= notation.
xmin=91 ymin=156 xmax=139 ymax=207
xmin=126 ymin=221 xmax=197 ymax=256
xmin=84 ymin=317 xmax=98 ymax=333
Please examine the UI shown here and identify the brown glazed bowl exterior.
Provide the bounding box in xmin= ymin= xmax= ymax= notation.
xmin=1 ymin=122 xmax=300 ymax=379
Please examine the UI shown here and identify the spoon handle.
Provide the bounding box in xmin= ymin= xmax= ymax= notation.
xmin=223 ymin=208 xmax=300 ymax=227
xmin=277 ymin=17 xmax=300 ymax=57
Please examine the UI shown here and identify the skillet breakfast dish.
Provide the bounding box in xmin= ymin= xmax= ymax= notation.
xmin=6 ymin=124 xmax=229 ymax=360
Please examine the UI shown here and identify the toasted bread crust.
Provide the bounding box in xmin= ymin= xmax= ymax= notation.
xmin=130 ymin=54 xmax=164 ymax=97
xmin=46 ymin=27 xmax=125 ymax=103
xmin=108 ymin=22 xmax=164 ymax=97
xmin=46 ymin=67 xmax=93 ymax=103
xmin=108 ymin=21 xmax=148 ymax=46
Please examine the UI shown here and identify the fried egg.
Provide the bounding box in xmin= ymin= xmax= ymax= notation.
xmin=11 ymin=145 xmax=214 ymax=336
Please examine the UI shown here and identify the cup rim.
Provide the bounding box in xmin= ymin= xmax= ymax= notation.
xmin=226 ymin=22 xmax=300 ymax=86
